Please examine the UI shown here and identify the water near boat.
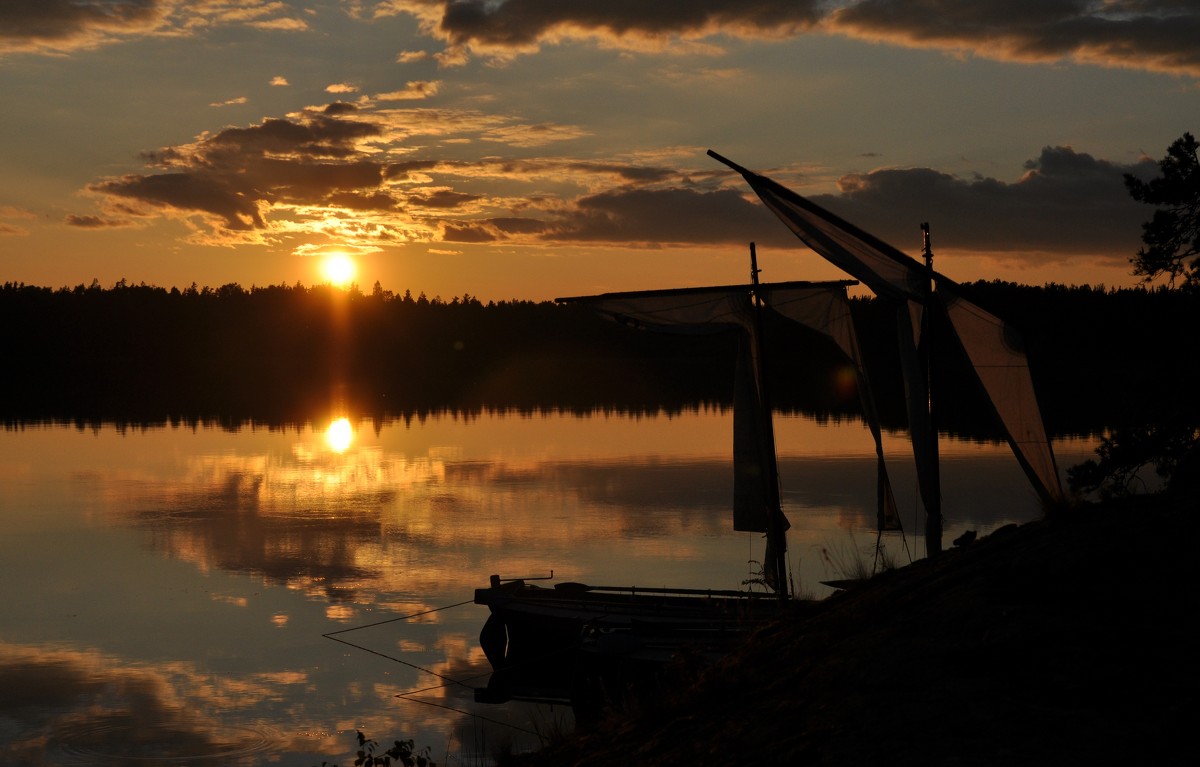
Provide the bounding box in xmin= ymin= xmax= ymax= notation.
xmin=0 ymin=411 xmax=1095 ymax=765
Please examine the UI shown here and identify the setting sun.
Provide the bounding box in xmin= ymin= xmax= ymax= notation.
xmin=321 ymin=253 xmax=357 ymax=287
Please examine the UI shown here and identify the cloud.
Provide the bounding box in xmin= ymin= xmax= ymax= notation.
xmin=73 ymin=98 xmax=1156 ymax=267
xmin=65 ymin=214 xmax=132 ymax=228
xmin=829 ymin=0 xmax=1200 ymax=77
xmin=0 ymin=644 xmax=298 ymax=765
xmin=75 ymin=104 xmax=595 ymax=248
xmin=0 ymin=1 xmax=307 ymax=55
xmin=0 ymin=0 xmax=163 ymax=55
xmin=807 ymin=145 xmax=1156 ymax=258
xmin=375 ymin=80 xmax=441 ymax=100
xmin=547 ymin=186 xmax=777 ymax=245
xmin=365 ymin=0 xmax=1200 ymax=77
xmin=270 ymin=75 xmax=289 ymax=86
xmin=209 ymin=95 xmax=248 ymax=107
xmin=325 ymin=82 xmax=359 ymax=94
xmin=0 ymin=205 xmax=35 ymax=235
xmin=371 ymin=0 xmax=822 ymax=63
xmin=480 ymin=122 xmax=591 ymax=148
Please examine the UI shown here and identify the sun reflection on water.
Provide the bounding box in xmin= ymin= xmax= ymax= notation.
xmin=325 ymin=418 xmax=354 ymax=453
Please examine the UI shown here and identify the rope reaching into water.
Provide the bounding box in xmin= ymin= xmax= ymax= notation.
xmin=322 ymin=599 xmax=476 ymax=689
xmin=322 ymin=596 xmax=572 ymax=738
xmin=324 ymin=599 xmax=475 ymax=635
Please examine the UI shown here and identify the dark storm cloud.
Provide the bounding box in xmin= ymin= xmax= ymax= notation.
xmin=810 ymin=145 xmax=1157 ymax=255
xmin=384 ymin=0 xmax=1199 ymax=76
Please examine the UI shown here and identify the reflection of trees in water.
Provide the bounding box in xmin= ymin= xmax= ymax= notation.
xmin=2 ymin=280 xmax=1196 ymax=438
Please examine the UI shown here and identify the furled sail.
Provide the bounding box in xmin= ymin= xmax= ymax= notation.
xmin=710 ymin=149 xmax=1065 ymax=510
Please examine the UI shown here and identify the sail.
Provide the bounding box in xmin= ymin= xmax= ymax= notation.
xmin=709 ymin=151 xmax=926 ymax=303
xmin=562 ymin=284 xmax=755 ymax=332
xmin=940 ymin=285 xmax=1065 ymax=505
xmin=712 ymin=149 xmax=1064 ymax=511
xmin=558 ymin=285 xmax=775 ymax=535
xmin=758 ymin=284 xmax=902 ymax=530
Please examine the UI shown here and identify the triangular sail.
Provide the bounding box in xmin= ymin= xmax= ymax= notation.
xmin=940 ymin=285 xmax=1065 ymax=505
xmin=711 ymin=149 xmax=1064 ymax=512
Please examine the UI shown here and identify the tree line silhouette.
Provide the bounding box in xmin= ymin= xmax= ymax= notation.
xmin=1 ymin=278 xmax=1196 ymax=436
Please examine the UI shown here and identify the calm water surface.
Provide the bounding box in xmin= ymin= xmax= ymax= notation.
xmin=0 ymin=410 xmax=1095 ymax=765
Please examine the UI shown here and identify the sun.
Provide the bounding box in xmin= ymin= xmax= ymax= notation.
xmin=321 ymin=253 xmax=357 ymax=287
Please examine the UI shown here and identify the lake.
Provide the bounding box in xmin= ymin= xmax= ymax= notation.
xmin=0 ymin=410 xmax=1095 ymax=765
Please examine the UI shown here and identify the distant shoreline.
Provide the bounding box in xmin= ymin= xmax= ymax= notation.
xmin=3 ymin=280 xmax=1197 ymax=436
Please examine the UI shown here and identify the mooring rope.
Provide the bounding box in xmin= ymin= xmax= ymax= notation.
xmin=322 ymin=598 xmax=477 ymax=689
xmin=324 ymin=596 xmax=576 ymax=739
xmin=324 ymin=599 xmax=475 ymax=636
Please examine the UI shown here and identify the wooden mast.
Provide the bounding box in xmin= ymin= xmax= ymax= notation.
xmin=920 ymin=223 xmax=944 ymax=557
xmin=748 ymin=242 xmax=790 ymax=600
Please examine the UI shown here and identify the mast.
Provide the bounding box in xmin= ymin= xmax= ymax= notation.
xmin=920 ymin=223 xmax=943 ymax=557
xmin=748 ymin=243 xmax=789 ymax=600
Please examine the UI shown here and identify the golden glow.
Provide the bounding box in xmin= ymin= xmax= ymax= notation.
xmin=324 ymin=417 xmax=354 ymax=453
xmin=320 ymin=253 xmax=357 ymax=287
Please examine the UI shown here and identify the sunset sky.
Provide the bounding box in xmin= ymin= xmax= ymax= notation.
xmin=2 ymin=1 xmax=1197 ymax=301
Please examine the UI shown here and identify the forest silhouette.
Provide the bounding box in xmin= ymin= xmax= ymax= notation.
xmin=1 ymin=278 xmax=1196 ymax=436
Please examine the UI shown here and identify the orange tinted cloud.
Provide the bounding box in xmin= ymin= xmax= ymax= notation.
xmin=73 ymin=96 xmax=1155 ymax=266
xmin=372 ymin=0 xmax=822 ymax=62
xmin=811 ymin=146 xmax=1156 ymax=257
xmin=0 ymin=0 xmax=307 ymax=55
xmin=369 ymin=0 xmax=1200 ymax=77
xmin=830 ymin=0 xmax=1200 ymax=77
xmin=375 ymin=80 xmax=441 ymax=100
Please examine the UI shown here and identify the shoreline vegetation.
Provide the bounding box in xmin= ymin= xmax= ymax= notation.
xmin=508 ymin=494 xmax=1189 ymax=766
xmin=3 ymin=279 xmax=1198 ymax=438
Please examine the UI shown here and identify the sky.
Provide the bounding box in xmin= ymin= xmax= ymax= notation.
xmin=1 ymin=1 xmax=1197 ymax=302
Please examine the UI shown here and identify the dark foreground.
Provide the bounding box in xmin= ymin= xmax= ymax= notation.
xmin=513 ymin=496 xmax=1191 ymax=766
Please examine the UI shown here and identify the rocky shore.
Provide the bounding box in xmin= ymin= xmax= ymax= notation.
xmin=513 ymin=496 xmax=1190 ymax=765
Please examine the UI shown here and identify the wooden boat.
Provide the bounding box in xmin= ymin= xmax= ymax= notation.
xmin=476 ymin=574 xmax=792 ymax=672
xmin=475 ymin=257 xmax=872 ymax=677
xmin=476 ymin=151 xmax=1066 ymax=686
